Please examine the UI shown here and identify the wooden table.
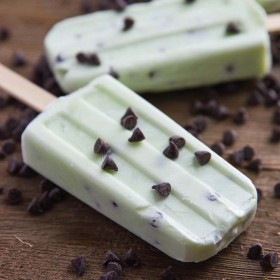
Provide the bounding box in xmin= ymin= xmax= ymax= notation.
xmin=0 ymin=1 xmax=279 ymax=279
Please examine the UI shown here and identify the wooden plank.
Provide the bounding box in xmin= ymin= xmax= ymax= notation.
xmin=0 ymin=1 xmax=279 ymax=279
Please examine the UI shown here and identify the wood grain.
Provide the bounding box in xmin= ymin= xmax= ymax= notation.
xmin=0 ymin=1 xmax=280 ymax=279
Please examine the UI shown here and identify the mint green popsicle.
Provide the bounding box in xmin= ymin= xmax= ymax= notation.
xmin=45 ymin=0 xmax=271 ymax=93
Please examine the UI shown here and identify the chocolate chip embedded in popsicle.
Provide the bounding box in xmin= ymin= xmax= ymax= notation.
xmin=121 ymin=107 xmax=138 ymax=130
xmin=163 ymin=141 xmax=179 ymax=159
xmin=152 ymin=183 xmax=171 ymax=197
xmin=128 ymin=127 xmax=145 ymax=142
xmin=94 ymin=138 xmax=110 ymax=154
xmin=76 ymin=52 xmax=101 ymax=66
xmin=225 ymin=22 xmax=241 ymax=35
xmin=195 ymin=151 xmax=211 ymax=166
xmin=169 ymin=136 xmax=185 ymax=149
xmin=122 ymin=17 xmax=135 ymax=31
xmin=102 ymin=156 xmax=118 ymax=172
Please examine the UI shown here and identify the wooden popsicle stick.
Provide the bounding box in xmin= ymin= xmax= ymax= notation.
xmin=0 ymin=63 xmax=56 ymax=112
xmin=266 ymin=14 xmax=280 ymax=33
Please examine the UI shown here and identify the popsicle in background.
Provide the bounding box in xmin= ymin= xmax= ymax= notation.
xmin=45 ymin=0 xmax=271 ymax=93
xmin=0 ymin=64 xmax=257 ymax=262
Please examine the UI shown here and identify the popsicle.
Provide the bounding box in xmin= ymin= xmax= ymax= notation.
xmin=45 ymin=0 xmax=271 ymax=93
xmin=0 ymin=67 xmax=254 ymax=262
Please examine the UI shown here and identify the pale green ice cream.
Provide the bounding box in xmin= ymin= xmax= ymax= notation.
xmin=45 ymin=0 xmax=271 ymax=93
xmin=22 ymin=75 xmax=257 ymax=262
xmin=257 ymin=0 xmax=280 ymax=13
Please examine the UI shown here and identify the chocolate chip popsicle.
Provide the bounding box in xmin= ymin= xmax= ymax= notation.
xmin=8 ymin=73 xmax=256 ymax=262
xmin=45 ymin=0 xmax=271 ymax=93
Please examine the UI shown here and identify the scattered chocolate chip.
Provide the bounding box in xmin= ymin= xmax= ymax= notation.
xmin=128 ymin=127 xmax=145 ymax=142
xmin=76 ymin=52 xmax=101 ymax=66
xmin=260 ymin=252 xmax=278 ymax=271
xmin=163 ymin=141 xmax=179 ymax=160
xmin=226 ymin=22 xmax=240 ymax=35
xmin=191 ymin=100 xmax=204 ymax=115
xmin=233 ymin=107 xmax=248 ymax=125
xmin=183 ymin=124 xmax=200 ymax=139
xmin=270 ymin=127 xmax=280 ymax=143
xmin=264 ymin=90 xmax=278 ymax=107
xmin=215 ymin=105 xmax=231 ymax=120
xmin=106 ymin=262 xmax=122 ymax=275
xmin=0 ymin=95 xmax=10 ymax=109
xmin=109 ymin=68 xmax=119 ymax=79
xmin=7 ymin=157 xmax=23 ymax=175
xmin=159 ymin=265 xmax=177 ymax=280
xmin=195 ymin=151 xmax=211 ymax=166
xmin=222 ymin=129 xmax=237 ymax=146
xmin=102 ymin=156 xmax=118 ymax=172
xmin=39 ymin=179 xmax=57 ymax=193
xmin=0 ymin=26 xmax=10 ymax=41
xmin=48 ymin=187 xmax=66 ymax=203
xmin=229 ymin=150 xmax=244 ymax=166
xmin=81 ymin=0 xmax=93 ymax=14
xmin=274 ymin=183 xmax=280 ymax=198
xmin=123 ymin=248 xmax=140 ymax=267
xmin=100 ymin=271 xmax=119 ymax=280
xmin=103 ymin=250 xmax=121 ymax=267
xmin=243 ymin=145 xmax=255 ymax=161
xmin=192 ymin=117 xmax=207 ymax=133
xmin=6 ymin=188 xmax=22 ymax=205
xmin=169 ymin=136 xmax=185 ymax=149
xmin=1 ymin=139 xmax=16 ymax=155
xmin=246 ymin=91 xmax=263 ymax=106
xmin=121 ymin=113 xmax=137 ymax=130
xmin=152 ymin=182 xmax=171 ymax=197
xmin=247 ymin=243 xmax=263 ymax=260
xmin=115 ymin=0 xmax=127 ymax=12
xmin=18 ymin=164 xmax=37 ymax=178
xmin=12 ymin=51 xmax=27 ymax=67
xmin=71 ymin=256 xmax=86 ymax=276
xmin=5 ymin=117 xmax=19 ymax=131
xmin=94 ymin=138 xmax=110 ymax=154
xmin=246 ymin=158 xmax=262 ymax=173
xmin=122 ymin=17 xmax=134 ymax=31
xmin=0 ymin=125 xmax=8 ymax=140
xmin=38 ymin=191 xmax=53 ymax=211
xmin=210 ymin=142 xmax=225 ymax=156
xmin=27 ymin=197 xmax=44 ymax=215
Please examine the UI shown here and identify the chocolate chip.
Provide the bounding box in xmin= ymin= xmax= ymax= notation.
xmin=80 ymin=0 xmax=93 ymax=14
xmin=159 ymin=265 xmax=177 ymax=280
xmin=192 ymin=117 xmax=207 ymax=133
xmin=191 ymin=100 xmax=204 ymax=115
xmin=100 ymin=271 xmax=119 ymax=280
xmin=264 ymin=89 xmax=278 ymax=107
xmin=7 ymin=157 xmax=23 ymax=174
xmin=0 ymin=95 xmax=10 ymax=109
xmin=274 ymin=183 xmax=280 ymax=198
xmin=103 ymin=250 xmax=121 ymax=267
xmin=233 ymin=107 xmax=248 ymax=125
xmin=115 ymin=0 xmax=127 ymax=12
xmin=226 ymin=22 xmax=240 ymax=35
xmin=94 ymin=138 xmax=110 ymax=154
xmin=39 ymin=179 xmax=57 ymax=193
xmin=270 ymin=127 xmax=280 ymax=143
xmin=183 ymin=124 xmax=200 ymax=139
xmin=260 ymin=252 xmax=278 ymax=271
xmin=210 ymin=142 xmax=225 ymax=156
xmin=122 ymin=17 xmax=134 ymax=31
xmin=48 ymin=187 xmax=66 ymax=203
xmin=18 ymin=164 xmax=37 ymax=178
xmin=152 ymin=183 xmax=171 ymax=197
xmin=243 ymin=145 xmax=255 ymax=161
xmin=246 ymin=158 xmax=262 ymax=173
xmin=12 ymin=51 xmax=27 ymax=67
xmin=5 ymin=117 xmax=19 ymax=131
xmin=123 ymin=248 xmax=140 ymax=267
xmin=1 ymin=139 xmax=16 ymax=155
xmin=128 ymin=127 xmax=145 ymax=142
xmin=0 ymin=125 xmax=8 ymax=140
xmin=6 ymin=188 xmax=22 ymax=205
xmin=109 ymin=68 xmax=119 ymax=79
xmin=102 ymin=156 xmax=118 ymax=171
xmin=76 ymin=52 xmax=101 ymax=66
xmin=195 ymin=151 xmax=211 ymax=166
xmin=121 ymin=108 xmax=138 ymax=130
xmin=106 ymin=262 xmax=122 ymax=275
xmin=246 ymin=91 xmax=263 ymax=106
xmin=27 ymin=197 xmax=44 ymax=215
xmin=169 ymin=136 xmax=185 ymax=149
xmin=215 ymin=105 xmax=230 ymax=120
xmin=222 ymin=129 xmax=237 ymax=146
xmin=163 ymin=141 xmax=179 ymax=160
xmin=71 ymin=256 xmax=86 ymax=276
xmin=38 ymin=191 xmax=53 ymax=211
xmin=185 ymin=0 xmax=196 ymax=3
xmin=230 ymin=150 xmax=244 ymax=166
xmin=247 ymin=243 xmax=263 ymax=260
xmin=0 ymin=26 xmax=10 ymax=41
